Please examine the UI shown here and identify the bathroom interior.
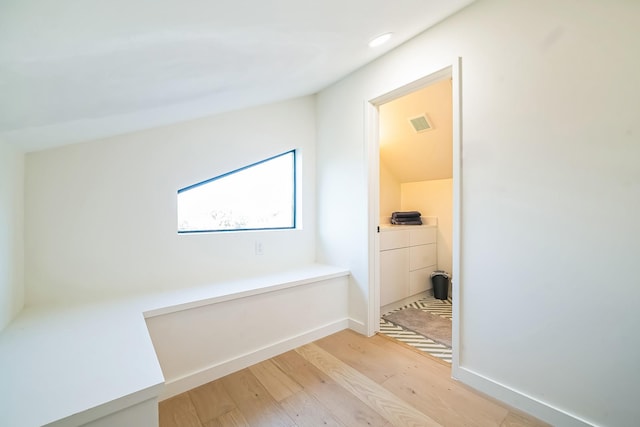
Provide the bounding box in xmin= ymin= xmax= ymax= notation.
xmin=378 ymin=77 xmax=454 ymax=363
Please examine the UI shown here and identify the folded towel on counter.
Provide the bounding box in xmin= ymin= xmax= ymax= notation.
xmin=391 ymin=211 xmax=422 ymax=219
xmin=391 ymin=218 xmax=423 ymax=225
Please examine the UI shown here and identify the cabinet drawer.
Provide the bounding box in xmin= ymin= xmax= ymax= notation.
xmin=409 ymin=244 xmax=436 ymax=270
xmin=410 ymin=227 xmax=436 ymax=246
xmin=380 ymin=248 xmax=409 ymax=306
xmin=380 ymin=230 xmax=410 ymax=251
xmin=409 ymin=265 xmax=437 ymax=296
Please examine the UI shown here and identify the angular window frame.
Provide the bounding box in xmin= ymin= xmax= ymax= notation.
xmin=177 ymin=150 xmax=296 ymax=233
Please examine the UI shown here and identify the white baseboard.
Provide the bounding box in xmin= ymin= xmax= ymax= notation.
xmin=455 ymin=366 xmax=595 ymax=427
xmin=348 ymin=317 xmax=366 ymax=335
xmin=160 ymin=318 xmax=349 ymax=400
xmin=380 ymin=291 xmax=431 ymax=314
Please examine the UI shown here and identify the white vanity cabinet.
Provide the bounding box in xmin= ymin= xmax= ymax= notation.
xmin=380 ymin=226 xmax=437 ymax=306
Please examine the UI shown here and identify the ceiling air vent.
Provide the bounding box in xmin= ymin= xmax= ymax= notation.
xmin=408 ymin=114 xmax=434 ymax=133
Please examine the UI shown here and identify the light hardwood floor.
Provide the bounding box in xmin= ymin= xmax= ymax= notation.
xmin=159 ymin=329 xmax=549 ymax=427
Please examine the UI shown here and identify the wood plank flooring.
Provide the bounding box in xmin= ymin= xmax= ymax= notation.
xmin=159 ymin=329 xmax=549 ymax=427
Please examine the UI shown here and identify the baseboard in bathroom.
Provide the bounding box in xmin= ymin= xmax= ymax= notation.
xmin=381 ymin=291 xmax=432 ymax=314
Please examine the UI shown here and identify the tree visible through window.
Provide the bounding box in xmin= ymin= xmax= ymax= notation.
xmin=178 ymin=150 xmax=296 ymax=232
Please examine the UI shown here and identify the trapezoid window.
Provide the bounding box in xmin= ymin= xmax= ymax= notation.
xmin=178 ymin=150 xmax=296 ymax=233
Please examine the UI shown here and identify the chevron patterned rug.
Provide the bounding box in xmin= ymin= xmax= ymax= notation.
xmin=380 ymin=294 xmax=453 ymax=363
xmin=382 ymin=307 xmax=451 ymax=348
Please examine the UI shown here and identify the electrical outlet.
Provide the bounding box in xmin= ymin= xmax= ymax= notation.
xmin=255 ymin=240 xmax=264 ymax=256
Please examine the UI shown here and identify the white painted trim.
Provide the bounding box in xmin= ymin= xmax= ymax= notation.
xmin=160 ymin=318 xmax=349 ymax=400
xmin=450 ymin=57 xmax=463 ymax=375
xmin=369 ymin=66 xmax=453 ymax=105
xmin=455 ymin=367 xmax=595 ymax=427
xmin=348 ymin=317 xmax=367 ymax=335
xmin=365 ymin=100 xmax=381 ymax=337
xmin=143 ymin=265 xmax=350 ymax=318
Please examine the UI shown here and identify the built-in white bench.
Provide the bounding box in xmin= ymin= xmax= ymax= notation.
xmin=0 ymin=264 xmax=350 ymax=427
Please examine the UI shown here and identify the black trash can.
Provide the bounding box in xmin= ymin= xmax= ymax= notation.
xmin=431 ymin=271 xmax=450 ymax=300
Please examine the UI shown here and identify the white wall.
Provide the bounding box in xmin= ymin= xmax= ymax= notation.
xmin=401 ymin=178 xmax=452 ymax=275
xmin=316 ymin=0 xmax=640 ymax=425
xmin=25 ymin=96 xmax=317 ymax=305
xmin=379 ymin=160 xmax=401 ymax=222
xmin=0 ymin=140 xmax=24 ymax=330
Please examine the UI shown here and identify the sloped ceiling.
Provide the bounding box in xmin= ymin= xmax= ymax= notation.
xmin=379 ymin=78 xmax=452 ymax=183
xmin=0 ymin=0 xmax=474 ymax=152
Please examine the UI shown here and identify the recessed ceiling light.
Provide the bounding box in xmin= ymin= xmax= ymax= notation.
xmin=368 ymin=33 xmax=392 ymax=48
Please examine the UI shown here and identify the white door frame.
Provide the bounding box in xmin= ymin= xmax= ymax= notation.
xmin=365 ymin=57 xmax=462 ymax=373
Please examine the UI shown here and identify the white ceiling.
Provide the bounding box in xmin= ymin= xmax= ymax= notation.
xmin=380 ymin=78 xmax=453 ymax=183
xmin=0 ymin=0 xmax=474 ymax=152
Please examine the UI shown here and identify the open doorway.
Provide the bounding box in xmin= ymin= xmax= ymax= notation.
xmin=366 ymin=60 xmax=461 ymax=371
xmin=378 ymin=78 xmax=454 ymax=363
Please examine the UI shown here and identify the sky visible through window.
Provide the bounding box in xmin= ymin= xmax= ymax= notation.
xmin=178 ymin=151 xmax=295 ymax=232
